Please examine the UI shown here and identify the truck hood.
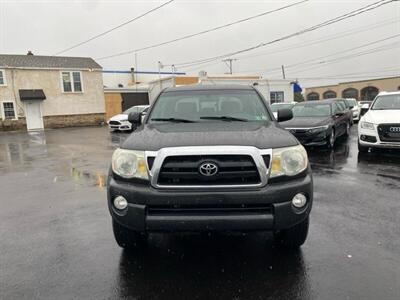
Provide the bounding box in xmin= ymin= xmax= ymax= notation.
xmin=122 ymin=122 xmax=299 ymax=151
xmin=109 ymin=114 xmax=128 ymax=122
xmin=362 ymin=110 xmax=400 ymax=124
xmin=280 ymin=117 xmax=331 ymax=128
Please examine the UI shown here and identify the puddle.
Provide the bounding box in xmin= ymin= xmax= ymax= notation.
xmin=70 ymin=167 xmax=107 ymax=188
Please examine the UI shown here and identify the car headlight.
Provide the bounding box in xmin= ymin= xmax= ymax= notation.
xmin=112 ymin=148 xmax=148 ymax=179
xmin=308 ymin=125 xmax=329 ymax=134
xmin=270 ymin=145 xmax=308 ymax=178
xmin=360 ymin=121 xmax=374 ymax=130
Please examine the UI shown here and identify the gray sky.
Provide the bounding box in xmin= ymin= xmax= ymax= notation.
xmin=0 ymin=0 xmax=399 ymax=87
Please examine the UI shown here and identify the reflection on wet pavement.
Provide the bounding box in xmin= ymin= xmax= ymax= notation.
xmin=0 ymin=128 xmax=128 ymax=188
xmin=117 ymin=234 xmax=310 ymax=299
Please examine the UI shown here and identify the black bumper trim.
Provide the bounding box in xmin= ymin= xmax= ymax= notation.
xmin=107 ymin=170 xmax=313 ymax=232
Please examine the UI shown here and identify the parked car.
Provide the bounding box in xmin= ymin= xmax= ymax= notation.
xmin=271 ymin=103 xmax=295 ymax=119
xmin=108 ymin=105 xmax=149 ymax=131
xmin=332 ymin=98 xmax=354 ymax=125
xmin=281 ymin=99 xmax=351 ymax=148
xmin=344 ymin=98 xmax=360 ymax=122
xmin=108 ymin=85 xmax=313 ymax=250
xmin=358 ymin=91 xmax=400 ymax=153
xmin=358 ymin=101 xmax=372 ymax=117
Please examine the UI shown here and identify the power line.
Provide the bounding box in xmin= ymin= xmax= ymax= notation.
xmin=95 ymin=0 xmax=310 ymax=60
xmin=235 ymin=36 xmax=400 ymax=75
xmin=286 ymin=41 xmax=400 ymax=74
xmin=233 ymin=18 xmax=398 ymax=62
xmin=168 ymin=0 xmax=395 ymax=69
xmin=286 ymin=34 xmax=400 ymax=70
xmin=54 ymin=0 xmax=175 ymax=55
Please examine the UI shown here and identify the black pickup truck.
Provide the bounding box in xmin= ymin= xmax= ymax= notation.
xmin=107 ymin=85 xmax=313 ymax=249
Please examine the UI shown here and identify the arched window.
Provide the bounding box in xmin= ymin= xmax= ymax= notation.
xmin=360 ymin=86 xmax=379 ymax=101
xmin=307 ymin=92 xmax=319 ymax=101
xmin=323 ymin=90 xmax=337 ymax=99
xmin=342 ymin=88 xmax=358 ymax=100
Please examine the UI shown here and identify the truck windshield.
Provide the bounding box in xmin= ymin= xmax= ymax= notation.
xmin=149 ymin=89 xmax=270 ymax=123
xmin=371 ymin=95 xmax=400 ymax=110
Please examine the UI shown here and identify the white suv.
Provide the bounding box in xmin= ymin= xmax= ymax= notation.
xmin=358 ymin=91 xmax=400 ymax=152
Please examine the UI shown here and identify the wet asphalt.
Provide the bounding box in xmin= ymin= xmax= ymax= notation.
xmin=0 ymin=125 xmax=399 ymax=300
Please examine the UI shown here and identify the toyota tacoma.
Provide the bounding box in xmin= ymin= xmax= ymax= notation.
xmin=107 ymin=85 xmax=313 ymax=249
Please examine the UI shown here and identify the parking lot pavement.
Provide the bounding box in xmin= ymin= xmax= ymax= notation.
xmin=1 ymin=125 xmax=399 ymax=300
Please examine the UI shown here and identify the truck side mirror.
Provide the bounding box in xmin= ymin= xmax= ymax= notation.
xmin=277 ymin=108 xmax=293 ymax=122
xmin=128 ymin=112 xmax=142 ymax=124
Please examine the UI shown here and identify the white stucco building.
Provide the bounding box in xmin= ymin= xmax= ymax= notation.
xmin=0 ymin=54 xmax=105 ymax=131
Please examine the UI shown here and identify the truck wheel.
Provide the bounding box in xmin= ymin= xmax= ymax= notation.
xmin=274 ymin=216 xmax=309 ymax=248
xmin=112 ymin=220 xmax=147 ymax=250
xmin=358 ymin=141 xmax=369 ymax=153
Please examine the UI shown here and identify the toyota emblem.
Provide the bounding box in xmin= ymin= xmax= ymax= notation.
xmin=389 ymin=127 xmax=400 ymax=133
xmin=199 ymin=162 xmax=219 ymax=176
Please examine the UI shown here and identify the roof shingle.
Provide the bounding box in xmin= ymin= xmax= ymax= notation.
xmin=0 ymin=54 xmax=102 ymax=70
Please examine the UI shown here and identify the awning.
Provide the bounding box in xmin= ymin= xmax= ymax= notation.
xmin=19 ymin=89 xmax=46 ymax=101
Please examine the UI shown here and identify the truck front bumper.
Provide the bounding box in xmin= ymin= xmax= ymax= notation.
xmin=107 ymin=171 xmax=313 ymax=233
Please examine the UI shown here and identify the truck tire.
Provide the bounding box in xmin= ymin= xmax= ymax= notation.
xmin=358 ymin=141 xmax=369 ymax=153
xmin=274 ymin=216 xmax=309 ymax=248
xmin=112 ymin=220 xmax=147 ymax=250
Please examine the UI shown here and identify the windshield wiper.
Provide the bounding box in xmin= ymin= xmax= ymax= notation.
xmin=151 ymin=118 xmax=196 ymax=123
xmin=200 ymin=116 xmax=248 ymax=122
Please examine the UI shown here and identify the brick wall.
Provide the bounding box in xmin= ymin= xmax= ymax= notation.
xmin=43 ymin=113 xmax=105 ymax=128
xmin=0 ymin=118 xmax=27 ymax=131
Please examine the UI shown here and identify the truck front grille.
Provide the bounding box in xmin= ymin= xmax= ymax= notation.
xmin=109 ymin=121 xmax=120 ymax=125
xmin=378 ymin=124 xmax=400 ymax=142
xmin=157 ymin=155 xmax=262 ymax=186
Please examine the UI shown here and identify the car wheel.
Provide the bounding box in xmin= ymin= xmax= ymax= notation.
xmin=358 ymin=141 xmax=369 ymax=153
xmin=327 ymin=129 xmax=335 ymax=148
xmin=112 ymin=220 xmax=147 ymax=250
xmin=344 ymin=122 xmax=350 ymax=137
xmin=274 ymin=216 xmax=309 ymax=248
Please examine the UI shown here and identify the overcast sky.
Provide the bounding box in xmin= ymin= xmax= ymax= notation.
xmin=0 ymin=0 xmax=399 ymax=86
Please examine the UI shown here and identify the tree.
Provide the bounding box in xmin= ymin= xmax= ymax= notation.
xmin=294 ymin=92 xmax=305 ymax=102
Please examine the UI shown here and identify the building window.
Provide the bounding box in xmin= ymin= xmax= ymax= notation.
xmin=307 ymin=92 xmax=319 ymax=101
xmin=2 ymin=102 xmax=16 ymax=119
xmin=0 ymin=69 xmax=6 ymax=86
xmin=342 ymin=88 xmax=358 ymax=100
xmin=323 ymin=90 xmax=337 ymax=99
xmin=270 ymin=91 xmax=284 ymax=104
xmin=360 ymin=86 xmax=379 ymax=101
xmin=61 ymin=71 xmax=83 ymax=93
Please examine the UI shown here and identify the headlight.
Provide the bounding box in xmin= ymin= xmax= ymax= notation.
xmin=270 ymin=145 xmax=308 ymax=178
xmin=112 ymin=148 xmax=148 ymax=179
xmin=308 ymin=125 xmax=329 ymax=134
xmin=360 ymin=121 xmax=374 ymax=130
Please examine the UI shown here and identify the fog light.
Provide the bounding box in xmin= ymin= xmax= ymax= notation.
xmin=292 ymin=193 xmax=307 ymax=208
xmin=114 ymin=196 xmax=128 ymax=210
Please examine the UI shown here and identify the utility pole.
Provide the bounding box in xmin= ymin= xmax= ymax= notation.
xmin=222 ymin=58 xmax=237 ymax=74
xmin=134 ymin=52 xmax=138 ymax=91
xmin=281 ymin=65 xmax=286 ymax=79
xmin=171 ymin=64 xmax=176 ymax=77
